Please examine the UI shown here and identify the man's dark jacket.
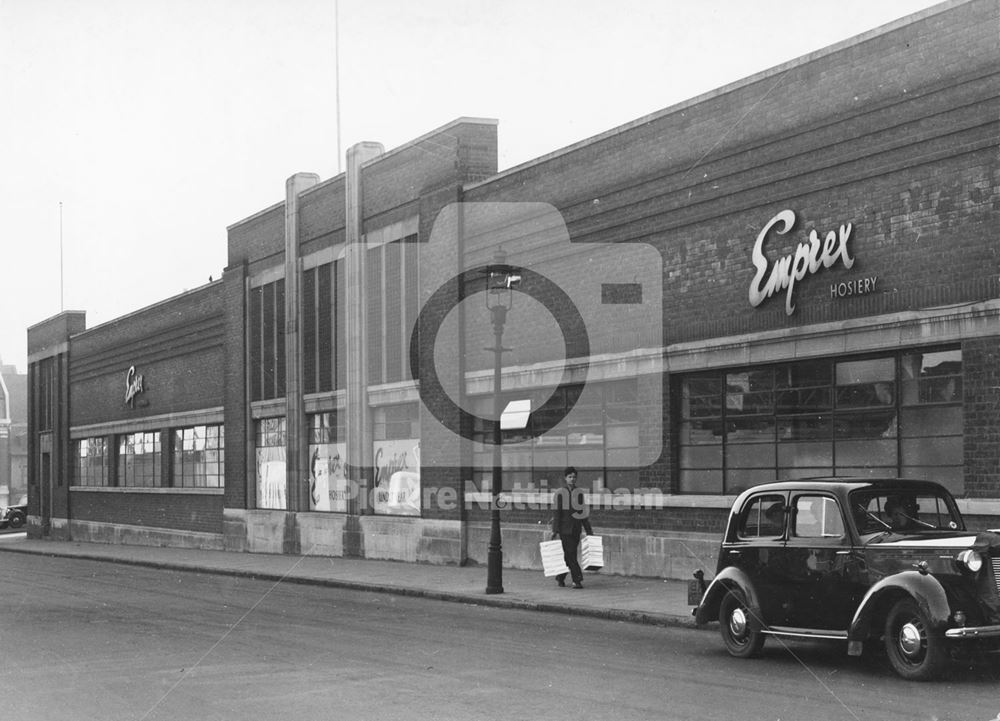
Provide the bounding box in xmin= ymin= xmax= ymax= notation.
xmin=552 ymin=485 xmax=593 ymax=536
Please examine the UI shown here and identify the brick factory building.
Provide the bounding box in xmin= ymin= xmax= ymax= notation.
xmin=26 ymin=0 xmax=1000 ymax=577
xmin=0 ymin=361 xmax=27 ymax=509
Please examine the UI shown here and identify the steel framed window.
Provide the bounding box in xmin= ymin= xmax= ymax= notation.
xmin=117 ymin=431 xmax=162 ymax=488
xmin=171 ymin=425 xmax=225 ymax=488
xmin=678 ymin=346 xmax=963 ymax=495
xmin=73 ymin=438 xmax=109 ymax=487
xmin=469 ymin=379 xmax=641 ymax=492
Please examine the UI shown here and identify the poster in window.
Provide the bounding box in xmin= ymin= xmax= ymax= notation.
xmin=256 ymin=445 xmax=286 ymax=509
xmin=373 ymin=439 xmax=420 ymax=515
xmin=309 ymin=442 xmax=349 ymax=512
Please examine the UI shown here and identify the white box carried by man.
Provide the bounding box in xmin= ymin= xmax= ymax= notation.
xmin=580 ymin=535 xmax=604 ymax=571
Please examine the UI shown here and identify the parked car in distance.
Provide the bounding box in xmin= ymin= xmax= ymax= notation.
xmin=0 ymin=503 xmax=27 ymax=530
xmin=693 ymin=478 xmax=1000 ymax=680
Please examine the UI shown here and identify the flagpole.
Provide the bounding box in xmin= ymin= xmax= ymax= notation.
xmin=335 ymin=0 xmax=342 ymax=175
xmin=59 ymin=201 xmax=64 ymax=311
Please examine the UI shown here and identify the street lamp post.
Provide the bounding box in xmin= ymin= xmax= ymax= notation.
xmin=484 ymin=249 xmax=520 ymax=595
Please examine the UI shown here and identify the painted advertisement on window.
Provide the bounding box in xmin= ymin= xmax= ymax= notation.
xmin=256 ymin=446 xmax=286 ymax=509
xmin=309 ymin=442 xmax=349 ymax=512
xmin=373 ymin=439 xmax=420 ymax=515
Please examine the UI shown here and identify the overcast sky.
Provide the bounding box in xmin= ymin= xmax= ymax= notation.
xmin=0 ymin=0 xmax=945 ymax=373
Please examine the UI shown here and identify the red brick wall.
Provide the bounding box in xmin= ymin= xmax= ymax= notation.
xmin=450 ymin=0 xmax=999 ymax=504
xmin=223 ymin=264 xmax=249 ymax=509
xmin=70 ymin=490 xmax=223 ymax=534
xmin=69 ymin=283 xmax=225 ymax=426
xmin=463 ymin=1 xmax=999 ymax=348
xmin=963 ymin=337 xmax=1000 ymax=498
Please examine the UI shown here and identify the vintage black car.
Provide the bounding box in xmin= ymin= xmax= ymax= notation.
xmin=0 ymin=503 xmax=26 ymax=530
xmin=693 ymin=478 xmax=1000 ymax=680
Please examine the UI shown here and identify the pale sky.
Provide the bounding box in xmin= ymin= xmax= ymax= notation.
xmin=0 ymin=0 xmax=945 ymax=373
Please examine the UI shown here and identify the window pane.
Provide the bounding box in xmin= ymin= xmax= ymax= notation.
xmin=781 ymin=467 xmax=832 ymax=480
xmin=680 ymin=444 xmax=723 ymax=469
xmin=727 ymin=416 xmax=774 ymax=443
xmin=683 ymin=375 xmax=723 ymax=418
xmin=605 ymin=425 xmax=638 ymax=448
xmin=73 ymin=438 xmax=108 ymax=487
xmin=778 ymin=441 xmax=833 ymax=468
xmin=685 ymin=376 xmax=722 ymax=397
xmin=900 ymin=349 xmax=962 ymax=405
xmin=173 ymin=425 xmax=224 ymax=488
xmin=794 ymin=496 xmax=844 ymax=538
xmin=900 ymin=403 xmax=962 ymax=493
xmin=901 ymin=436 xmax=962 ymax=467
xmin=836 ymin=358 xmax=895 ymax=409
xmin=727 ymin=469 xmax=777 ymax=494
xmin=834 ymin=410 xmax=896 ymax=439
xmin=901 ymin=406 xmax=961 ymax=438
xmin=679 ymin=469 xmax=722 ymax=494
xmin=836 ymin=439 xmax=897 ymax=467
xmin=256 ymin=418 xmax=286 ymax=509
xmin=726 ymin=442 xmax=774 ymax=468
xmin=836 ymin=358 xmax=894 ymax=385
xmin=606 ymin=448 xmax=639 ymax=469
xmin=838 ymin=466 xmax=897 ymax=479
xmin=776 ymin=387 xmax=833 ymax=413
xmin=118 ymin=431 xmax=161 ymax=487
xmin=778 ymin=415 xmax=831 ymax=441
xmin=901 ymin=464 xmax=962 ymax=493
xmin=679 ymin=420 xmax=723 ymax=445
xmin=738 ymin=493 xmax=786 ymax=539
xmin=606 ymin=468 xmax=639 ymax=490
xmin=775 ymin=360 xmax=832 ymax=388
xmin=567 ymin=449 xmax=604 ymax=469
xmin=533 ymin=448 xmax=568 ymax=470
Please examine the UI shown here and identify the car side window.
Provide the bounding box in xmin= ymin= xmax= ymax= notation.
xmin=737 ymin=494 xmax=786 ymax=539
xmin=793 ymin=496 xmax=845 ymax=539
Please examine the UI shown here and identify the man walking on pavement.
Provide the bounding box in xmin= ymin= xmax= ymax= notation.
xmin=551 ymin=466 xmax=593 ymax=589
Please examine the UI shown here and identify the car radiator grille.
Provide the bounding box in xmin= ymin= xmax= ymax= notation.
xmin=993 ymin=557 xmax=1000 ymax=596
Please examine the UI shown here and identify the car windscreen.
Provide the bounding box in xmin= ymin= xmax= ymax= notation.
xmin=849 ymin=490 xmax=964 ymax=534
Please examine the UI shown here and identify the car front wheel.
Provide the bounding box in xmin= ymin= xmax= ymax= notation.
xmin=719 ymin=588 xmax=765 ymax=658
xmin=8 ymin=512 xmax=24 ymax=529
xmin=883 ymin=597 xmax=946 ymax=680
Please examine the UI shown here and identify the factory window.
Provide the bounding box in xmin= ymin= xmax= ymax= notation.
xmin=117 ymin=431 xmax=162 ymax=488
xmin=171 ymin=425 xmax=225 ymax=488
xmin=249 ymin=279 xmax=286 ymax=401
xmin=73 ymin=437 xmax=109 ymax=487
xmin=469 ymin=379 xmax=640 ymax=493
xmin=678 ymin=347 xmax=963 ymax=496
xmin=255 ymin=417 xmax=286 ymax=509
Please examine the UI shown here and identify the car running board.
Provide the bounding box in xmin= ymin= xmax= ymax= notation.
xmin=764 ymin=627 xmax=849 ymax=641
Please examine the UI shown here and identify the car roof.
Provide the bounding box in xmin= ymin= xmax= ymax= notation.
xmin=734 ymin=477 xmax=952 ymax=497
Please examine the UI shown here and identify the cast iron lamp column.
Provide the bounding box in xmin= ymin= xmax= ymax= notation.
xmin=484 ymin=249 xmax=518 ymax=595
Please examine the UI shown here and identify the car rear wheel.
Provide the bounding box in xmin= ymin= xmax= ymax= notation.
xmin=884 ymin=598 xmax=946 ymax=680
xmin=719 ymin=588 xmax=764 ymax=658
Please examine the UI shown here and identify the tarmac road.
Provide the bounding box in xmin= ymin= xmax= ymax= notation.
xmin=1 ymin=552 xmax=998 ymax=721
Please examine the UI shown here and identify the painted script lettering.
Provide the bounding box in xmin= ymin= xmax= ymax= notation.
xmin=749 ymin=209 xmax=855 ymax=315
xmin=124 ymin=365 xmax=144 ymax=408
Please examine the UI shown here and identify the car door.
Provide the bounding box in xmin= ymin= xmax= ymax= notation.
xmin=725 ymin=491 xmax=789 ymax=626
xmin=774 ymin=492 xmax=863 ymax=630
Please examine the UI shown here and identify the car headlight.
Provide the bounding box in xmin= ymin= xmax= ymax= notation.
xmin=957 ymin=549 xmax=984 ymax=573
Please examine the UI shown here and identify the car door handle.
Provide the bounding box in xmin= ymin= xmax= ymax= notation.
xmin=728 ymin=550 xmax=742 ymax=555
xmin=835 ymin=550 xmax=851 ymax=555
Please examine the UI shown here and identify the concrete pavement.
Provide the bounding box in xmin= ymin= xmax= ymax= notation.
xmin=0 ymin=532 xmax=702 ymax=628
